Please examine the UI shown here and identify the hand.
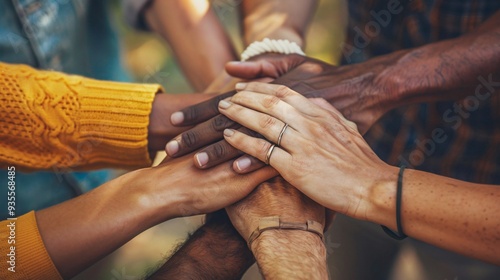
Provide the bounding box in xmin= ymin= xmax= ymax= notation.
xmin=34 ymin=149 xmax=275 ymax=279
xmin=226 ymin=176 xmax=326 ymax=246
xmin=164 ymin=53 xmax=322 ymax=167
xmin=166 ymin=53 xmax=399 ymax=168
xmin=220 ymin=83 xmax=395 ymax=220
xmin=173 ymin=53 xmax=397 ymax=131
xmin=127 ymin=149 xmax=278 ymax=221
xmin=147 ymin=92 xmax=215 ymax=152
xmin=226 ymin=176 xmax=329 ymax=279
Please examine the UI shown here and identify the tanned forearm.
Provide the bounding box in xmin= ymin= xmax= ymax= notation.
xmin=366 ymin=166 xmax=500 ymax=265
xmin=144 ymin=0 xmax=237 ymax=91
xmin=149 ymin=212 xmax=254 ymax=280
xmin=36 ymin=171 xmax=175 ymax=279
xmin=242 ymin=0 xmax=319 ymax=47
xmin=251 ymin=230 xmax=328 ymax=280
xmin=378 ymin=11 xmax=500 ymax=110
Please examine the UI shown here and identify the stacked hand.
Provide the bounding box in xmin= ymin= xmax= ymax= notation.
xmin=165 ymin=52 xmax=400 ymax=169
xmin=137 ymin=149 xmax=278 ymax=220
xmin=147 ymin=92 xmax=214 ymax=152
xmin=226 ymin=176 xmax=326 ymax=247
xmin=218 ymin=82 xmax=395 ymax=220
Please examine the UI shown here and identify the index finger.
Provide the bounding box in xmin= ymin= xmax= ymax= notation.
xmin=166 ymin=114 xmax=239 ymax=157
xmin=171 ymin=90 xmax=236 ymax=126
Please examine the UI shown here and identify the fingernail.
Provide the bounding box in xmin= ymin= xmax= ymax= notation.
xmin=170 ymin=112 xmax=184 ymax=125
xmin=166 ymin=140 xmax=179 ymax=156
xmin=235 ymin=157 xmax=252 ymax=171
xmin=224 ymin=129 xmax=235 ymax=137
xmin=235 ymin=83 xmax=247 ymax=90
xmin=218 ymin=100 xmax=232 ymax=109
xmin=195 ymin=152 xmax=209 ymax=167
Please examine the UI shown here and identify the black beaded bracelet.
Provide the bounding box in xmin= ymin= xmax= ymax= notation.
xmin=381 ymin=165 xmax=408 ymax=240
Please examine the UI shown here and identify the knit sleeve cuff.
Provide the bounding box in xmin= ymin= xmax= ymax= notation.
xmin=74 ymin=79 xmax=160 ymax=170
xmin=17 ymin=211 xmax=63 ymax=280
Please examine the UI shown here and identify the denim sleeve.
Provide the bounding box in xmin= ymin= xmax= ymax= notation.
xmin=122 ymin=0 xmax=153 ymax=31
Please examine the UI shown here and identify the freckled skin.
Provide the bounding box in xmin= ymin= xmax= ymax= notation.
xmin=165 ymin=9 xmax=500 ymax=270
xmin=387 ymin=169 xmax=500 ymax=265
xmin=219 ymin=84 xmax=500 ymax=266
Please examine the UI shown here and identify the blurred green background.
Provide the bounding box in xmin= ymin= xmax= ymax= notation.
xmin=110 ymin=0 xmax=345 ymax=93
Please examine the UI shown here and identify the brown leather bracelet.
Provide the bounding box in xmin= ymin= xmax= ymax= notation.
xmin=247 ymin=216 xmax=324 ymax=249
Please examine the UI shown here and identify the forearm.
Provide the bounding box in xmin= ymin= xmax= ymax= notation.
xmin=144 ymin=0 xmax=237 ymax=91
xmin=379 ymin=11 xmax=500 ymax=109
xmin=251 ymin=230 xmax=328 ymax=280
xmin=242 ymin=0 xmax=319 ymax=47
xmin=36 ymin=170 xmax=170 ymax=279
xmin=149 ymin=212 xmax=254 ymax=279
xmin=367 ymin=166 xmax=500 ymax=265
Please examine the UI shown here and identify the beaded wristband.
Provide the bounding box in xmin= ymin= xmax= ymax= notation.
xmin=240 ymin=38 xmax=305 ymax=61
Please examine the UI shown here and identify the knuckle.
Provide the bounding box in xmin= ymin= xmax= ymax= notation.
xmin=275 ymin=85 xmax=293 ymax=98
xmin=257 ymin=139 xmax=272 ymax=156
xmin=182 ymin=106 xmax=198 ymax=124
xmin=259 ymin=115 xmax=277 ymax=129
xmin=208 ymin=142 xmax=240 ymax=162
xmin=212 ymin=115 xmax=235 ymax=131
xmin=348 ymin=121 xmax=359 ymax=131
xmin=212 ymin=142 xmax=228 ymax=159
xmin=181 ymin=130 xmax=198 ymax=148
xmin=262 ymin=95 xmax=281 ymax=109
xmin=311 ymin=122 xmax=331 ymax=136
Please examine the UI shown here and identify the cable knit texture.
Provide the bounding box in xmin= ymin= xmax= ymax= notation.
xmin=0 ymin=211 xmax=62 ymax=280
xmin=0 ymin=62 xmax=159 ymax=170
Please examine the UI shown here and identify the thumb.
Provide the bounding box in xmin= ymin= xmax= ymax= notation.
xmin=225 ymin=60 xmax=275 ymax=80
xmin=226 ymin=55 xmax=289 ymax=79
xmin=226 ymin=53 xmax=305 ymax=80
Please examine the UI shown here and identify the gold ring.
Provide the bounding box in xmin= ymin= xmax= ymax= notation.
xmin=265 ymin=144 xmax=277 ymax=165
xmin=277 ymin=123 xmax=289 ymax=146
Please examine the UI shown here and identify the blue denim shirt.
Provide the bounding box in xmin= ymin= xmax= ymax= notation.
xmin=0 ymin=0 xmax=129 ymax=80
xmin=0 ymin=0 xmax=129 ymax=218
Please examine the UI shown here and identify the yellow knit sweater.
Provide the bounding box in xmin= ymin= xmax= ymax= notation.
xmin=0 ymin=62 xmax=160 ymax=170
xmin=0 ymin=62 xmax=161 ymax=279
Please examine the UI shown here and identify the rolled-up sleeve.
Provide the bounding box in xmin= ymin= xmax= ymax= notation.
xmin=122 ymin=0 xmax=153 ymax=31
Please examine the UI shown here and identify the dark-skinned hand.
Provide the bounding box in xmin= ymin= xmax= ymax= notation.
xmin=165 ymin=52 xmax=405 ymax=169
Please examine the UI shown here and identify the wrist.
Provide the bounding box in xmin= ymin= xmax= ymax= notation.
xmin=246 ymin=27 xmax=304 ymax=48
xmin=362 ymin=49 xmax=413 ymax=111
xmin=377 ymin=41 xmax=474 ymax=108
xmin=120 ymin=168 xmax=180 ymax=226
xmin=364 ymin=164 xmax=400 ymax=229
xmin=251 ymin=230 xmax=327 ymax=279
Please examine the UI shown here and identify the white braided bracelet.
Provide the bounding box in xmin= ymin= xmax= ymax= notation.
xmin=240 ymin=38 xmax=305 ymax=61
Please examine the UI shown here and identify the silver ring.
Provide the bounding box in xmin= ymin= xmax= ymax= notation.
xmin=277 ymin=123 xmax=289 ymax=146
xmin=265 ymin=144 xmax=277 ymax=165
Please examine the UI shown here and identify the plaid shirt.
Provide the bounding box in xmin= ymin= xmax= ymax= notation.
xmin=342 ymin=0 xmax=500 ymax=184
